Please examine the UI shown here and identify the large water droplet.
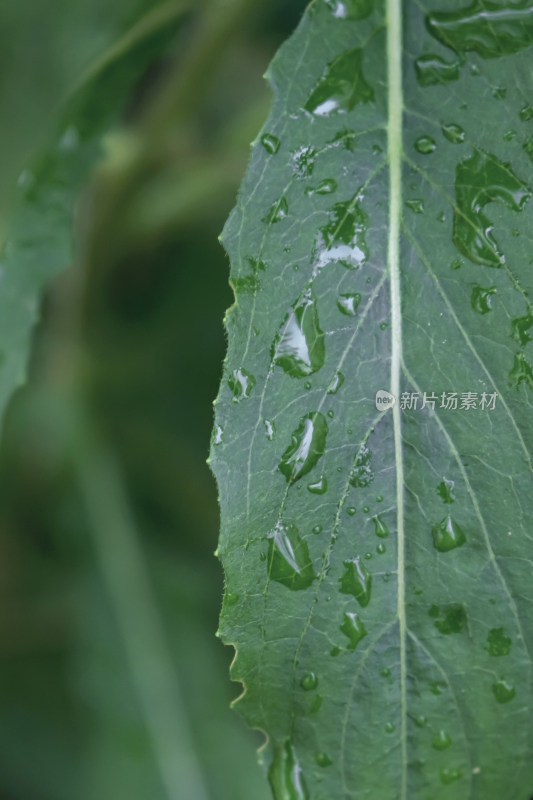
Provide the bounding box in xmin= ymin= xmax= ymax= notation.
xmin=453 ymin=148 xmax=530 ymax=267
xmin=486 ymin=627 xmax=512 ymax=656
xmin=228 ymin=368 xmax=256 ymax=401
xmin=268 ymin=522 xmax=317 ymax=591
xmin=279 ymin=412 xmax=328 ymax=483
xmin=432 ymin=516 xmax=466 ymax=552
xmin=492 ymin=678 xmax=516 ymax=703
xmin=273 ymin=288 xmax=325 ymax=377
xmin=268 ymin=741 xmax=309 ymax=800
xmin=471 ymin=285 xmax=496 ymax=314
xmin=337 ymin=293 xmax=362 ymax=315
xmin=316 ymin=194 xmax=369 ymax=269
xmin=261 ymin=133 xmax=280 ymax=154
xmin=429 ymin=603 xmax=467 ymax=635
xmin=432 ymin=731 xmax=452 ymax=750
xmin=442 ymin=123 xmax=465 ymax=143
xmin=350 ymin=445 xmax=374 ymax=488
xmin=305 ymin=48 xmax=374 ymax=116
xmin=372 ymin=515 xmax=389 ymax=539
xmin=339 ymin=557 xmax=372 ymax=606
xmin=340 ymin=611 xmax=367 ymax=650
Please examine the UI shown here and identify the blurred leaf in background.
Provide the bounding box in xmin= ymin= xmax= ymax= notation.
xmin=0 ymin=1 xmax=307 ymax=798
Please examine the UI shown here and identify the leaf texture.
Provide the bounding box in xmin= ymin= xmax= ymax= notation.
xmin=212 ymin=1 xmax=533 ymax=798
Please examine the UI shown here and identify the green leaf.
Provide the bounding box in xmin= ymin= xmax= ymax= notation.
xmin=212 ymin=1 xmax=533 ymax=798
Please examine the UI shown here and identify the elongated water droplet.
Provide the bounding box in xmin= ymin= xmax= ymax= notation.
xmin=316 ymin=195 xmax=369 ymax=269
xmin=372 ymin=515 xmax=389 ymax=539
xmin=305 ymin=48 xmax=374 ymax=116
xmin=442 ymin=122 xmax=465 ymax=143
xmin=415 ymin=135 xmax=437 ymax=154
xmin=339 ymin=557 xmax=372 ymax=606
xmin=261 ymin=133 xmax=280 ymax=154
xmin=307 ymin=476 xmax=328 ymax=494
xmin=327 ymin=371 xmax=345 ymax=394
xmin=471 ymin=285 xmax=496 ymax=314
xmin=268 ymin=522 xmax=317 ymax=591
xmin=300 ymin=672 xmax=318 ymax=691
xmin=415 ymin=55 xmax=460 ymax=86
xmin=437 ymin=478 xmax=455 ymax=503
xmin=429 ymin=603 xmax=467 ymax=634
xmin=511 ymin=312 xmax=533 ymax=346
xmin=432 ymin=516 xmax=466 ymax=552
xmin=453 ymin=148 xmax=530 ymax=267
xmin=273 ymin=288 xmax=325 ymax=377
xmin=492 ymin=678 xmax=515 ymax=703
xmin=305 ymin=179 xmax=337 ymax=196
xmin=279 ymin=412 xmax=328 ymax=483
xmin=486 ymin=627 xmax=512 ymax=656
xmin=340 ymin=611 xmax=367 ymax=650
xmin=228 ymin=368 xmax=256 ymax=401
xmin=268 ymin=741 xmax=309 ymax=800
xmin=432 ymin=731 xmax=452 ymax=750
xmin=350 ymin=445 xmax=374 ymax=488
xmin=337 ymin=293 xmax=362 ymax=315
xmin=263 ymin=196 xmax=289 ymax=224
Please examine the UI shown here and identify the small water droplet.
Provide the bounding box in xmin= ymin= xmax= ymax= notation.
xmin=263 ymin=196 xmax=289 ymax=224
xmin=327 ymin=0 xmax=375 ymax=19
xmin=442 ymin=123 xmax=465 ymax=144
xmin=339 ymin=557 xmax=372 ymax=606
xmin=308 ymin=476 xmax=328 ymax=494
xmin=415 ymin=135 xmax=437 ymax=154
xmin=372 ymin=515 xmax=389 ymax=539
xmin=432 ymin=731 xmax=452 ymax=751
xmin=379 ymin=321 xmax=389 ymax=331
xmin=306 ymin=178 xmax=337 ymax=196
xmin=432 ymin=516 xmax=466 ymax=552
xmin=337 ymin=293 xmax=362 ymax=316
xmin=362 ymin=505 xmax=370 ymax=513
xmin=415 ymin=715 xmax=427 ymax=728
xmin=279 ymin=412 xmax=328 ymax=483
xmin=305 ymin=48 xmax=374 ymax=116
xmin=486 ymin=627 xmax=512 ymax=656
xmin=471 ymin=285 xmax=496 ymax=314
xmin=380 ymin=667 xmax=391 ymax=678
xmin=415 ymin=55 xmax=460 ymax=86
xmin=327 ymin=371 xmax=345 ymax=395
xmin=346 ymin=506 xmax=356 ymax=516
xmin=377 ymin=543 xmax=386 ymax=554
xmin=440 ymin=768 xmax=463 ymax=786
xmin=300 ymin=672 xmax=318 ymax=691
xmin=312 ymin=524 xmax=322 ymax=534
xmin=268 ymin=522 xmax=317 ymax=591
xmin=376 ymin=495 xmax=383 ymax=502
xmin=273 ymin=288 xmax=325 ymax=378
xmin=437 ymin=478 xmax=455 ymax=503
xmin=430 ymin=681 xmax=446 ymax=696
xmin=510 ymin=352 xmax=533 ymax=389
xmin=228 ymin=368 xmax=256 ymax=402
xmin=450 ymin=257 xmax=462 ymax=270
xmin=503 ymin=129 xmax=517 ymax=141
xmin=520 ymin=105 xmax=533 ymax=121
xmin=385 ymin=722 xmax=395 ymax=733
xmin=225 ymin=593 xmax=239 ymax=606
xmin=310 ymin=694 xmax=323 ymax=713
xmin=406 ymin=198 xmax=424 ymax=214
xmin=492 ymin=678 xmax=515 ymax=703
xmin=315 ymin=752 xmax=332 ymax=768
xmin=269 ymin=741 xmax=309 ymax=800
xmin=340 ymin=611 xmax=367 ymax=650
xmin=261 ymin=133 xmax=280 ymax=154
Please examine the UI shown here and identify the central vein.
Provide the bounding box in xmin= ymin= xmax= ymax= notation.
xmin=386 ymin=0 xmax=406 ymax=796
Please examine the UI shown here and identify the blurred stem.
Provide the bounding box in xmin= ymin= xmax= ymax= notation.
xmin=72 ymin=405 xmax=210 ymax=800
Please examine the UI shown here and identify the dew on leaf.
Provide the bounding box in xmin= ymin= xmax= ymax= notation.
xmin=432 ymin=731 xmax=452 ymax=751
xmin=380 ymin=667 xmax=391 ymax=678
xmin=327 ymin=371 xmax=345 ymax=394
xmin=442 ymin=122 xmax=465 ymax=143
xmin=503 ymin=129 xmax=517 ymax=141
xmin=430 ymin=681 xmax=446 ymax=696
xmin=316 ymin=195 xmax=369 ymax=269
xmin=268 ymin=741 xmax=309 ymax=800
xmin=279 ymin=412 xmax=328 ymax=483
xmin=315 ymin=752 xmax=332 ymax=768
xmin=268 ymin=522 xmax=317 ymax=590
xmin=415 ymin=55 xmax=460 ymax=86
xmin=228 ymin=368 xmax=256 ymax=401
xmin=453 ymin=148 xmax=530 ymax=267
xmin=339 ymin=557 xmax=372 ymax=606
xmin=337 ymin=292 xmax=362 ymax=315
xmin=492 ymin=678 xmax=516 ymax=703
xmin=450 ymin=258 xmax=462 ymax=270
xmin=340 ymin=611 xmax=367 ymax=650
xmin=415 ymin=715 xmax=427 ymax=728
xmin=346 ymin=506 xmax=356 ymax=516
xmin=327 ymin=0 xmax=375 ymax=19
xmin=385 ymin=722 xmax=395 ymax=733
xmin=376 ymin=494 xmax=383 ymax=502
xmin=350 ymin=445 xmax=374 ymax=488
xmin=377 ymin=543 xmax=386 ymax=554
xmin=304 ymin=48 xmax=374 ymax=116
xmin=406 ymin=198 xmax=424 ymax=213
xmin=486 ymin=627 xmax=512 ymax=656
xmin=372 ymin=515 xmax=389 ymax=539
xmin=415 ymin=135 xmax=437 ymax=154
xmin=306 ymin=178 xmax=338 ymax=196
xmin=511 ymin=312 xmax=533 ymax=346
xmin=308 ymin=476 xmax=328 ymax=494
xmin=327 ymin=410 xmax=334 ymax=419
xmin=263 ymin=196 xmax=289 ymax=224
xmin=432 ymin=516 xmax=466 ymax=552
xmin=471 ymin=285 xmax=496 ymax=314
xmin=272 ymin=288 xmax=325 ymax=377
xmin=261 ymin=133 xmax=280 ymax=154
xmin=300 ymin=672 xmax=318 ymax=691
xmin=312 ymin=524 xmax=322 ymax=535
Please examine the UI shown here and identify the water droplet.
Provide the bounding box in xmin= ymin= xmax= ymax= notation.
xmin=228 ymin=368 xmax=256 ymax=402
xmin=327 ymin=0 xmax=375 ymax=19
xmin=214 ymin=424 xmax=223 ymax=445
xmin=450 ymin=257 xmax=462 ymax=270
xmin=304 ymin=381 xmax=312 ymax=390
xmin=471 ymin=285 xmax=496 ymax=314
xmin=406 ymin=198 xmax=424 ymax=214
xmin=310 ymin=694 xmax=323 ymax=713
xmin=430 ymin=681 xmax=446 ymax=696
xmin=337 ymin=293 xmax=362 ymax=316
xmin=279 ymin=412 xmax=328 ymax=483
xmin=315 ymin=752 xmax=332 ymax=768
xmin=453 ymin=148 xmax=530 ymax=267
xmin=339 ymin=557 xmax=372 ymax=606
xmin=305 ymin=178 xmax=337 ymax=196
xmin=308 ymin=476 xmax=328 ymax=494
xmin=300 ymin=672 xmax=318 ymax=691
xmin=511 ymin=312 xmax=533 ymax=346
xmin=316 ymin=195 xmax=369 ymax=269
xmin=312 ymin=524 xmax=322 ymax=534
xmin=437 ymin=478 xmax=455 ymax=503
xmin=432 ymin=516 xmax=466 ymax=552
xmin=429 ymin=603 xmax=467 ymax=635
xmin=272 ymin=288 xmax=325 ymax=378
xmin=372 ymin=515 xmax=389 ymax=539
xmin=350 ymin=446 xmax=374 ymax=488
xmin=486 ymin=627 xmax=512 ymax=656
xmin=346 ymin=506 xmax=356 ymax=516
xmin=263 ymin=196 xmax=289 ymax=224
xmin=268 ymin=522 xmax=317 ymax=591
xmin=415 ymin=55 xmax=460 ymax=86
xmin=265 ymin=419 xmax=276 ymax=440
xmin=520 ymin=105 xmax=533 ymax=121
xmin=376 ymin=495 xmax=383 ymax=502
xmin=432 ymin=731 xmax=452 ymax=751
xmin=261 ymin=133 xmax=280 ymax=154
xmin=523 ymin=136 xmax=533 ymax=162
xmin=362 ymin=505 xmax=370 ymax=513
xmin=340 ymin=611 xmax=367 ymax=650
xmin=327 ymin=409 xmax=334 ymax=419
xmin=364 ymin=552 xmax=372 ymax=560
xmin=492 ymin=678 xmax=515 ymax=703
xmin=327 ymin=371 xmax=345 ymax=394
xmin=442 ymin=122 xmax=465 ymax=144
xmin=440 ymin=768 xmax=463 ymax=786
xmin=385 ymin=722 xmax=395 ymax=733
xmin=268 ymin=741 xmax=309 ymax=800
xmin=415 ymin=715 xmax=427 ymax=728
xmin=225 ymin=593 xmax=239 ymax=606
xmin=380 ymin=667 xmax=391 ymax=678
xmin=377 ymin=543 xmax=386 ymax=554
xmin=291 ymin=146 xmax=317 ymax=178
xmin=305 ymin=48 xmax=374 ymax=116
xmin=415 ymin=135 xmax=437 ymax=154
xmin=510 ymin=352 xmax=533 ymax=389
xmin=503 ymin=129 xmax=517 ymax=141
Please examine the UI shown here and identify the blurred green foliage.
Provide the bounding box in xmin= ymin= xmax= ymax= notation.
xmin=0 ymin=1 xmax=307 ymax=798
